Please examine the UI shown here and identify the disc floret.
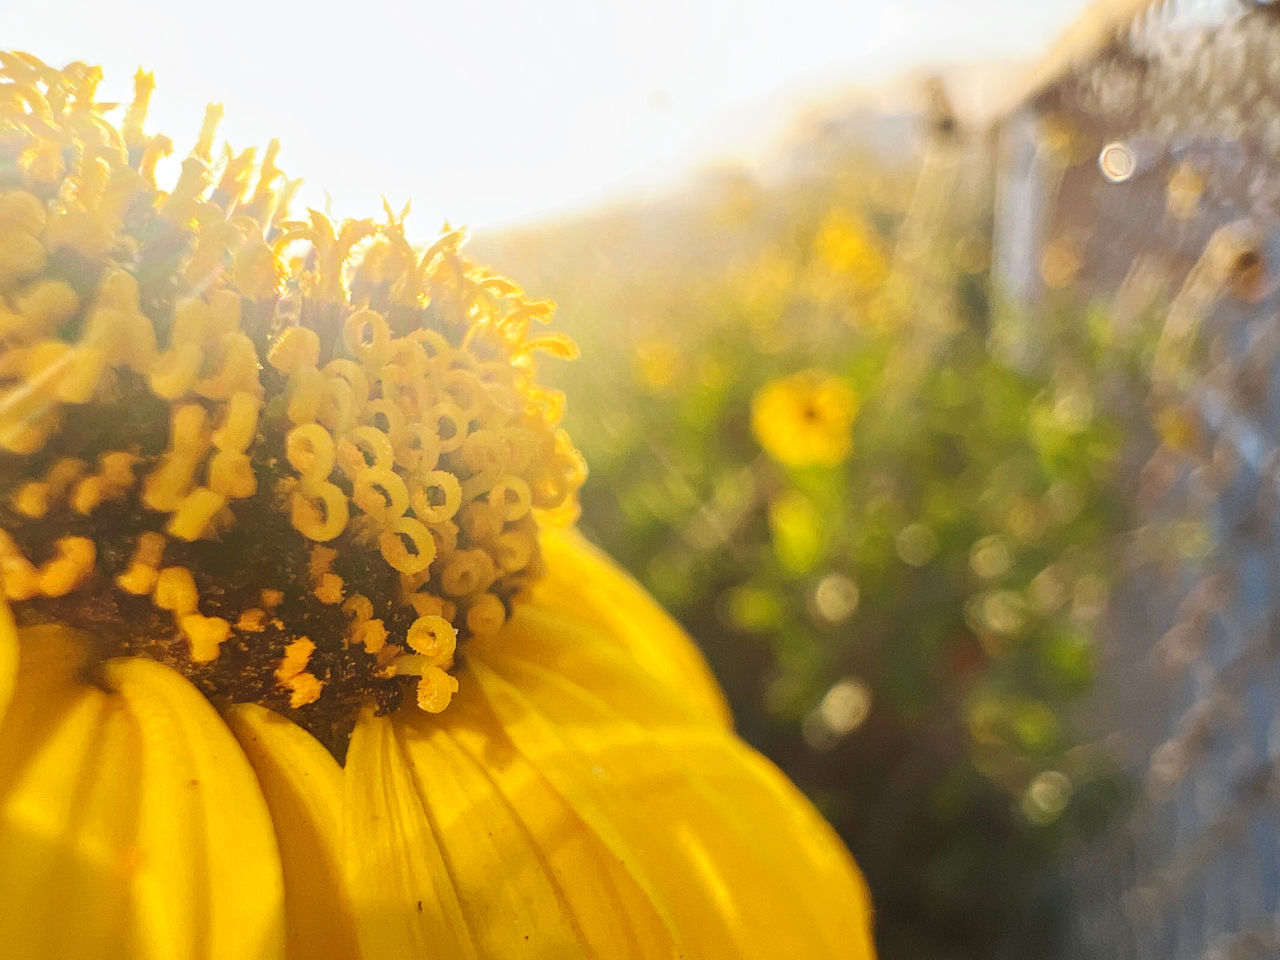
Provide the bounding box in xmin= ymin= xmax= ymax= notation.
xmin=0 ymin=53 xmax=584 ymax=751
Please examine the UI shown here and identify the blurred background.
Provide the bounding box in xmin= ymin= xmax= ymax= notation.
xmin=13 ymin=0 xmax=1280 ymax=956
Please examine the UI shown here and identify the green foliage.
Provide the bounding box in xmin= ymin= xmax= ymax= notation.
xmin=477 ymin=138 xmax=1145 ymax=959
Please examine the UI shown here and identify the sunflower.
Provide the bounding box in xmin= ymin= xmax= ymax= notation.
xmin=0 ymin=54 xmax=875 ymax=959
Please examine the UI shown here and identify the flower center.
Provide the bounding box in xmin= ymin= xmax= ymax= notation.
xmin=0 ymin=56 xmax=584 ymax=755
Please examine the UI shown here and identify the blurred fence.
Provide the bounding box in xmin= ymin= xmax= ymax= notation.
xmin=992 ymin=1 xmax=1280 ymax=957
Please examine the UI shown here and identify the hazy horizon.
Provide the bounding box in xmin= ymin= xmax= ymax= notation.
xmin=0 ymin=0 xmax=1097 ymax=231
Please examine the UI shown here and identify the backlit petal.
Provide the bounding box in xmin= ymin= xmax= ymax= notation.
xmin=227 ymin=703 xmax=362 ymax=960
xmin=0 ymin=625 xmax=288 ymax=960
xmin=392 ymin=696 xmax=680 ymax=958
xmin=0 ymin=627 xmax=137 ymax=960
xmin=103 ymin=656 xmax=288 ymax=960
xmin=469 ymin=603 xmax=717 ymax=730
xmin=343 ymin=708 xmax=479 ymax=960
xmin=0 ymin=599 xmax=15 ymax=727
xmin=536 ymin=528 xmax=731 ymax=728
xmin=466 ymin=654 xmax=875 ymax=959
xmin=358 ymin=538 xmax=875 ymax=960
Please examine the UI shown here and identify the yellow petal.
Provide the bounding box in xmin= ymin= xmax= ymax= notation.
xmin=469 ymin=603 xmax=716 ymax=731
xmin=358 ymin=558 xmax=875 ymax=960
xmin=535 ymin=528 xmax=731 ymax=729
xmin=466 ymin=655 xmax=875 ymax=958
xmin=390 ymin=697 xmax=678 ymax=958
xmin=105 ymin=656 xmax=288 ymax=960
xmin=0 ymin=628 xmax=138 ymax=959
xmin=343 ymin=707 xmax=479 ymax=960
xmin=391 ymin=712 xmax=592 ymax=956
xmin=0 ymin=598 xmax=15 ymax=726
xmin=227 ymin=703 xmax=362 ymax=960
xmin=0 ymin=626 xmax=288 ymax=960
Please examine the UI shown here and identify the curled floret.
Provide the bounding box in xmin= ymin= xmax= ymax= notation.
xmin=0 ymin=55 xmax=583 ymax=746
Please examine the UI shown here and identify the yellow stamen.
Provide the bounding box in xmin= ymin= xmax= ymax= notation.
xmin=406 ymin=614 xmax=457 ymax=666
xmin=167 ymin=487 xmax=228 ymax=541
xmin=38 ymin=536 xmax=95 ymax=597
xmin=0 ymin=55 xmax=583 ymax=730
xmin=236 ymin=608 xmax=268 ymax=632
xmin=154 ymin=566 xmax=198 ymax=615
xmin=314 ymin=573 xmax=344 ymax=605
xmin=352 ymin=618 xmax=388 ymax=654
xmin=416 ymin=666 xmax=459 ymax=713
xmin=466 ymin=592 xmax=507 ymax=638
xmin=286 ymin=672 xmax=324 ymax=708
xmin=276 ymin=637 xmax=316 ymax=682
xmin=182 ymin=613 xmax=231 ymax=663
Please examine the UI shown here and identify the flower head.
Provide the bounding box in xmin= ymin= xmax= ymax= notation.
xmin=0 ymin=54 xmax=874 ymax=959
xmin=812 ymin=209 xmax=889 ymax=294
xmin=752 ymin=368 xmax=859 ymax=468
xmin=0 ymin=53 xmax=584 ymax=747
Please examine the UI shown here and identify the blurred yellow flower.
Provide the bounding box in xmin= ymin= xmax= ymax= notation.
xmin=752 ymin=369 xmax=859 ymax=467
xmin=811 ymin=209 xmax=889 ymax=296
xmin=0 ymin=55 xmax=875 ymax=959
xmin=632 ymin=336 xmax=683 ymax=392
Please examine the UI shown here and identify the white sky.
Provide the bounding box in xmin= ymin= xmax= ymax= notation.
xmin=0 ymin=0 xmax=1093 ymax=231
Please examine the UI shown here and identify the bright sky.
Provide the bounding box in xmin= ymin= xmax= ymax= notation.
xmin=0 ymin=0 xmax=1093 ymax=231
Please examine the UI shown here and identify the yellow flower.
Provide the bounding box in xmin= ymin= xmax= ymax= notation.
xmin=0 ymin=55 xmax=874 ymax=959
xmin=632 ymin=337 xmax=683 ymax=393
xmin=751 ymin=369 xmax=859 ymax=468
xmin=811 ymin=209 xmax=889 ymax=296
